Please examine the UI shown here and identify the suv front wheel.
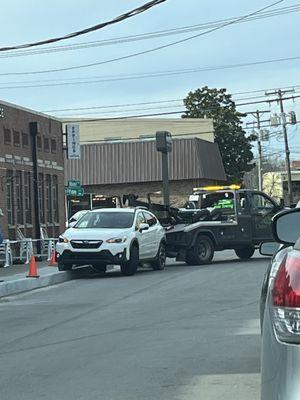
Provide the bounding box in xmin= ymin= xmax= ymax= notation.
xmin=152 ymin=242 xmax=166 ymax=271
xmin=120 ymin=245 xmax=139 ymax=276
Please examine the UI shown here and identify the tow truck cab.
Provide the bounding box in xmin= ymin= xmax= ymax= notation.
xmin=165 ymin=185 xmax=283 ymax=264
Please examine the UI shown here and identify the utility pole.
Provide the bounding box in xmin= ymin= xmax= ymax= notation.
xmin=247 ymin=110 xmax=270 ymax=191
xmin=265 ymin=89 xmax=295 ymax=205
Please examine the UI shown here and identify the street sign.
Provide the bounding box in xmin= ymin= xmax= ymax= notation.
xmin=65 ymin=187 xmax=84 ymax=197
xmin=68 ymin=179 xmax=81 ymax=188
xmin=66 ymin=124 xmax=81 ymax=159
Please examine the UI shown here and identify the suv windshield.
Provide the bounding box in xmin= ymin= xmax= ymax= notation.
xmin=75 ymin=211 xmax=134 ymax=229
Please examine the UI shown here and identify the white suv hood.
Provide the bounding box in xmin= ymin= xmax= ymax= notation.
xmin=63 ymin=227 xmax=132 ymax=241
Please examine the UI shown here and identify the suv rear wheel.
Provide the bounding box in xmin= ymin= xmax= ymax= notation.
xmin=120 ymin=245 xmax=139 ymax=276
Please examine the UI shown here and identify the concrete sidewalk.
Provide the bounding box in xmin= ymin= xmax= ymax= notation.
xmin=0 ymin=261 xmax=74 ymax=298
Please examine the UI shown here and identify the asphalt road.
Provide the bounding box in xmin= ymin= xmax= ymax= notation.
xmin=0 ymin=251 xmax=268 ymax=400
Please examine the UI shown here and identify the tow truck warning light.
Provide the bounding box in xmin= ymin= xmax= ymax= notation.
xmin=193 ymin=184 xmax=241 ymax=192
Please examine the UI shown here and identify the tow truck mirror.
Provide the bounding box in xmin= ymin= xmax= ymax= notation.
xmin=273 ymin=208 xmax=300 ymax=244
xmin=259 ymin=241 xmax=279 ymax=257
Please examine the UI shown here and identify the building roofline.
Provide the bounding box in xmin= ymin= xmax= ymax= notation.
xmin=0 ymin=99 xmax=61 ymax=122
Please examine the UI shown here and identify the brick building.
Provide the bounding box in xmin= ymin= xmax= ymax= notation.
xmin=0 ymin=100 xmax=65 ymax=240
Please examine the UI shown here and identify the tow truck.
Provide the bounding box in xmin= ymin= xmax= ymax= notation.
xmin=129 ymin=185 xmax=283 ymax=265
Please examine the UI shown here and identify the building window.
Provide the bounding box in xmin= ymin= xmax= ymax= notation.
xmin=45 ymin=174 xmax=52 ymax=223
xmin=6 ymin=170 xmax=14 ymax=225
xmin=22 ymin=132 xmax=29 ymax=148
xmin=15 ymin=170 xmax=24 ymax=225
xmin=52 ymin=175 xmax=59 ymax=223
xmin=24 ymin=172 xmax=32 ymax=224
xmin=44 ymin=137 xmax=50 ymax=152
xmin=51 ymin=138 xmax=57 ymax=153
xmin=13 ymin=130 xmax=21 ymax=147
xmin=4 ymin=128 xmax=11 ymax=145
xmin=37 ymin=135 xmax=42 ymax=150
xmin=38 ymin=173 xmax=45 ymax=224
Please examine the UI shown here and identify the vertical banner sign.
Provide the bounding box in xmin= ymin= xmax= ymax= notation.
xmin=66 ymin=124 xmax=80 ymax=159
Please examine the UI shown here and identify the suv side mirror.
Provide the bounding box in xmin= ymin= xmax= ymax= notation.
xmin=139 ymin=223 xmax=149 ymax=232
xmin=68 ymin=221 xmax=77 ymax=228
xmin=273 ymin=208 xmax=300 ymax=244
xmin=259 ymin=241 xmax=279 ymax=256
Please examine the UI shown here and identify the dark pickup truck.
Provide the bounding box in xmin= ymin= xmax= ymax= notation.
xmin=164 ymin=187 xmax=284 ymax=265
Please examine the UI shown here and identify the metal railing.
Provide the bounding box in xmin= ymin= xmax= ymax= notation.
xmin=0 ymin=238 xmax=57 ymax=268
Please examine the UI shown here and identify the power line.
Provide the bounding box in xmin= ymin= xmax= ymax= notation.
xmin=41 ymin=84 xmax=300 ymax=113
xmin=57 ymin=95 xmax=300 ymax=117
xmin=0 ymin=0 xmax=166 ymax=52
xmin=1 ymin=54 xmax=299 ymax=89
xmin=1 ymin=3 xmax=299 ymax=58
xmin=0 ymin=0 xmax=283 ymax=76
xmin=61 ymin=95 xmax=300 ymax=122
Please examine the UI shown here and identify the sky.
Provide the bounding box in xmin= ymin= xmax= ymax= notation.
xmin=0 ymin=0 xmax=299 ymax=161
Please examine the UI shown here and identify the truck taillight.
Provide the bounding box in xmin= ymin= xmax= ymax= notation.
xmin=272 ymin=252 xmax=300 ymax=343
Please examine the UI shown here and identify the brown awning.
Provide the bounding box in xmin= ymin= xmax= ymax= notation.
xmin=65 ymin=137 xmax=226 ymax=185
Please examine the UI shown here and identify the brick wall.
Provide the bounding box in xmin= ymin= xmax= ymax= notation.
xmin=0 ymin=101 xmax=65 ymax=240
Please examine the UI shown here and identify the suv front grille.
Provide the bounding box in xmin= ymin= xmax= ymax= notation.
xmin=70 ymin=240 xmax=103 ymax=249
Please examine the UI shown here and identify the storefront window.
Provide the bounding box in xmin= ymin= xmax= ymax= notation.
xmin=15 ymin=170 xmax=24 ymax=225
xmin=24 ymin=172 xmax=32 ymax=224
xmin=52 ymin=175 xmax=59 ymax=223
xmin=38 ymin=173 xmax=45 ymax=224
xmin=6 ymin=170 xmax=14 ymax=225
xmin=45 ymin=174 xmax=52 ymax=223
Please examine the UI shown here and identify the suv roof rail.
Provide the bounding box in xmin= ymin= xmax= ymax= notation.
xmin=135 ymin=206 xmax=149 ymax=210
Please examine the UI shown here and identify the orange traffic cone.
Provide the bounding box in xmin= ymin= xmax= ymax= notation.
xmin=49 ymin=250 xmax=57 ymax=266
xmin=27 ymin=255 xmax=40 ymax=278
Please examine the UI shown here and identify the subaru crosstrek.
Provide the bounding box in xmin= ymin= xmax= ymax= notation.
xmin=56 ymin=208 xmax=166 ymax=276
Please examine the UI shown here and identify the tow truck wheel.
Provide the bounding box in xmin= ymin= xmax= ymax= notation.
xmin=235 ymin=246 xmax=255 ymax=259
xmin=191 ymin=235 xmax=214 ymax=265
xmin=120 ymin=245 xmax=139 ymax=276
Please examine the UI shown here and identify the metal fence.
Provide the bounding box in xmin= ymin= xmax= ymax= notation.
xmin=0 ymin=238 xmax=57 ymax=268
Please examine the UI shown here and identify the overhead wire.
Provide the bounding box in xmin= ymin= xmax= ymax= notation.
xmin=0 ymin=0 xmax=283 ymax=76
xmin=0 ymin=54 xmax=299 ymax=89
xmin=1 ymin=3 xmax=299 ymax=58
xmin=40 ymin=85 xmax=300 ymax=113
xmin=0 ymin=0 xmax=166 ymax=52
xmin=60 ymin=95 xmax=300 ymax=122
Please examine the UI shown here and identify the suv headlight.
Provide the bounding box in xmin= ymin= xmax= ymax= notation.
xmin=106 ymin=237 xmax=127 ymax=244
xmin=58 ymin=236 xmax=69 ymax=243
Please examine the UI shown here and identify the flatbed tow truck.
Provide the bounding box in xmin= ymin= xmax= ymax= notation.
xmin=130 ymin=185 xmax=283 ymax=265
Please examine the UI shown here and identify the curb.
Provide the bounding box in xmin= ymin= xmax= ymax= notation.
xmin=0 ymin=271 xmax=74 ymax=298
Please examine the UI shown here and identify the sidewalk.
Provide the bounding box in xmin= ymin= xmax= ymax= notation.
xmin=0 ymin=261 xmax=74 ymax=298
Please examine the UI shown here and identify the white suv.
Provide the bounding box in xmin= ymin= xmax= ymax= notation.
xmin=56 ymin=208 xmax=166 ymax=276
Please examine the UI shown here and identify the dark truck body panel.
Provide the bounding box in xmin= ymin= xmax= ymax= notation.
xmin=165 ymin=189 xmax=282 ymax=260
